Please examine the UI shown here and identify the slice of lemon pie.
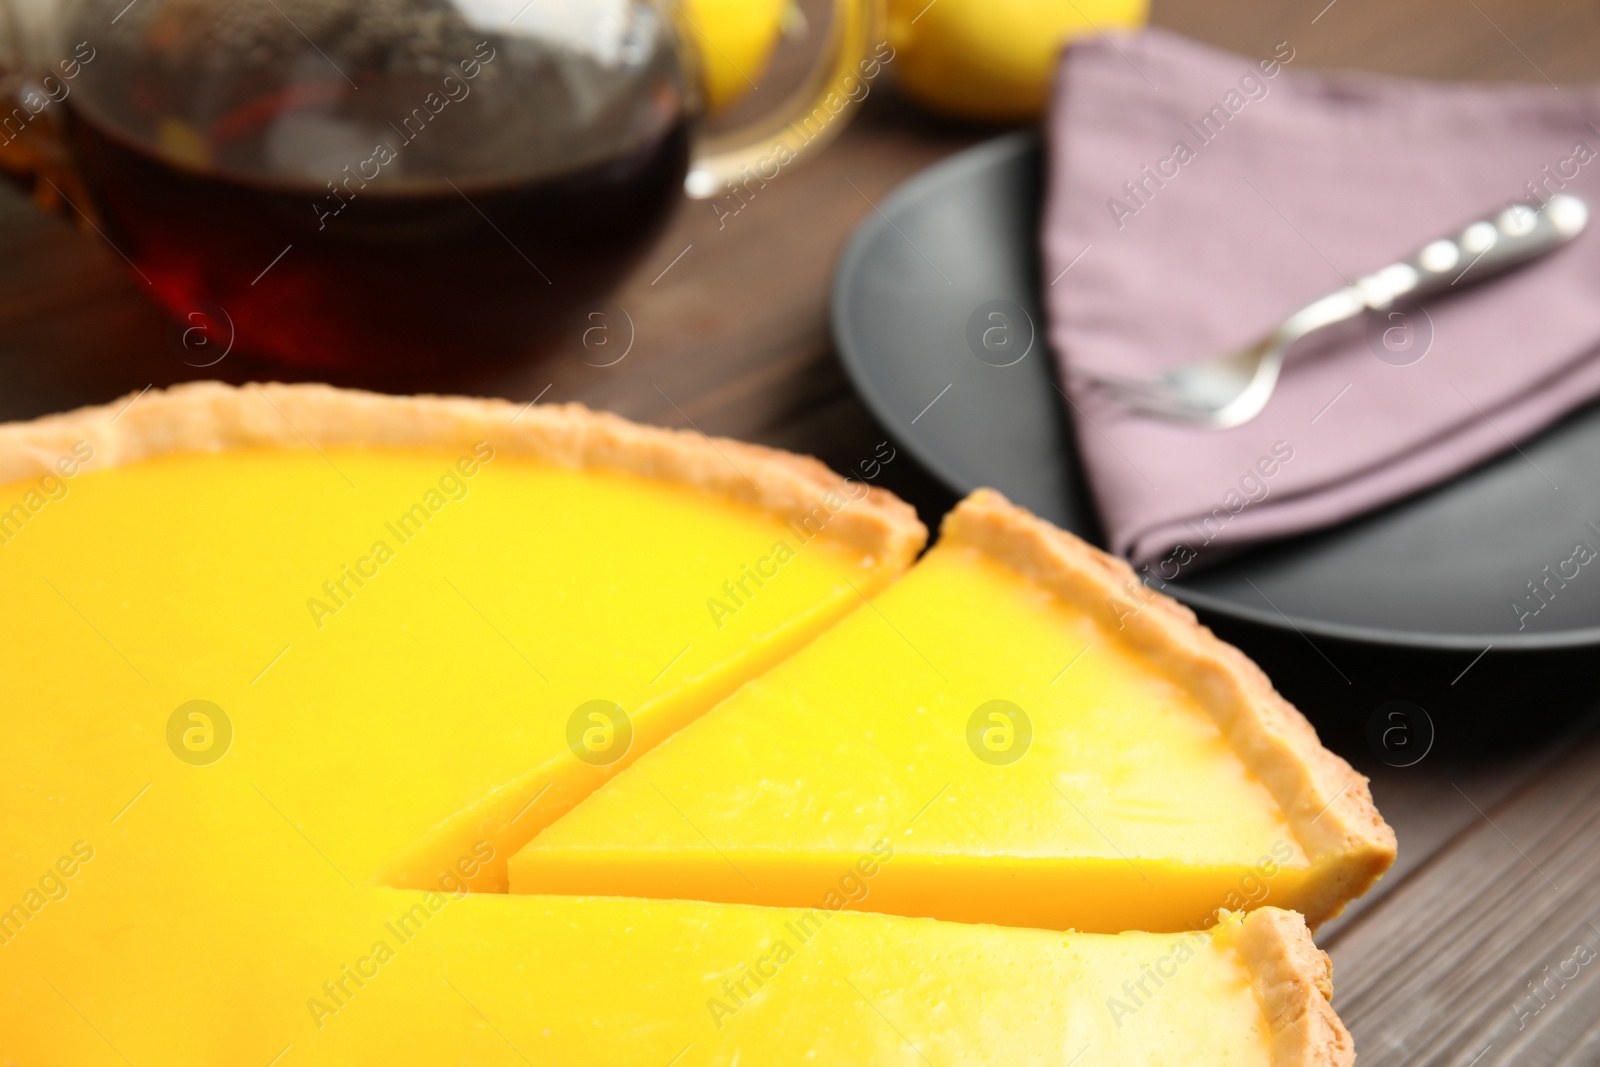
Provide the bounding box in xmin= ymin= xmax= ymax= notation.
xmin=284 ymin=899 xmax=1352 ymax=1066
xmin=7 ymin=880 xmax=1349 ymax=1065
xmin=511 ymin=490 xmax=1395 ymax=933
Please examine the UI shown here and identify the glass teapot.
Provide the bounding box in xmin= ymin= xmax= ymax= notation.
xmin=0 ymin=0 xmax=883 ymax=372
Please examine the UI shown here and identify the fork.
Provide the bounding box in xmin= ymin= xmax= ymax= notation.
xmin=1080 ymin=194 xmax=1590 ymax=429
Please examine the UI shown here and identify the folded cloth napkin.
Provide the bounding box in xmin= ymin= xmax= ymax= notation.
xmin=1042 ymin=27 xmax=1600 ymax=575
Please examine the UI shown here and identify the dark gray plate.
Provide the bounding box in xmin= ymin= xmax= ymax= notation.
xmin=832 ymin=132 xmax=1600 ymax=652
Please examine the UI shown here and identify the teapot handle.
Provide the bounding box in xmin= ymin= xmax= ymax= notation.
xmin=680 ymin=0 xmax=887 ymax=200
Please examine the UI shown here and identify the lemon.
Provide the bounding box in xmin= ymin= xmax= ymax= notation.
xmin=681 ymin=0 xmax=790 ymax=111
xmin=888 ymin=0 xmax=1148 ymax=120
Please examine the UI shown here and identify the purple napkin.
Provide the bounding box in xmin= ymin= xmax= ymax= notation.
xmin=1042 ymin=28 xmax=1600 ymax=574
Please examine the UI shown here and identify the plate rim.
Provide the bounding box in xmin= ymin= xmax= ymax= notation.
xmin=830 ymin=131 xmax=1600 ymax=653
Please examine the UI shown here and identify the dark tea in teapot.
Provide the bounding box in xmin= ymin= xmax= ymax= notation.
xmin=63 ymin=1 xmax=693 ymax=371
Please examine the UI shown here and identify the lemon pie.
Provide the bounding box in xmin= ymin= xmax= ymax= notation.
xmin=0 ymin=384 xmax=1374 ymax=1064
xmin=511 ymin=490 xmax=1395 ymax=933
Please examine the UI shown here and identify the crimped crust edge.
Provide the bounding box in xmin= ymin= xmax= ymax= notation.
xmin=0 ymin=381 xmax=927 ymax=568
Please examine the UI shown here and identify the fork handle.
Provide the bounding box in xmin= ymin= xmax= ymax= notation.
xmin=1353 ymin=194 xmax=1588 ymax=310
xmin=1275 ymin=195 xmax=1588 ymax=348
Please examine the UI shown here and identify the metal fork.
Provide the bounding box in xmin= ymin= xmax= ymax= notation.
xmin=1080 ymin=194 xmax=1590 ymax=429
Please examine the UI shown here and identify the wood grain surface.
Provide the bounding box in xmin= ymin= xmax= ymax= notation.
xmin=1 ymin=0 xmax=1597 ymax=1061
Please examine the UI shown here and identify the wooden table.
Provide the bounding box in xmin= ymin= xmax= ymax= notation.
xmin=3 ymin=2 xmax=1599 ymax=1063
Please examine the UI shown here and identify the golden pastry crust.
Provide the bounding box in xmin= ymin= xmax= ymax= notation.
xmin=0 ymin=381 xmax=926 ymax=567
xmin=941 ymin=489 xmax=1396 ymax=929
xmin=1230 ymin=908 xmax=1354 ymax=1067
